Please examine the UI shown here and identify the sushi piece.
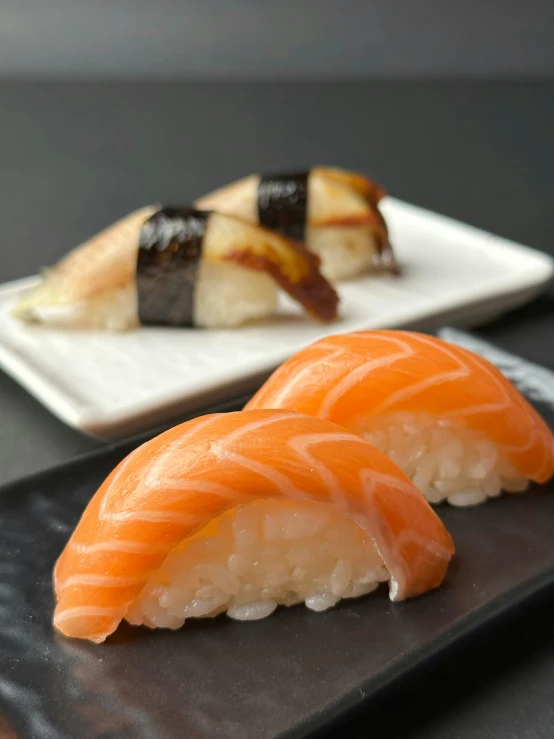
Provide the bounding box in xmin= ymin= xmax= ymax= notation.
xmin=13 ymin=206 xmax=338 ymax=330
xmin=195 ymin=166 xmax=399 ymax=281
xmin=246 ymin=331 xmax=554 ymax=507
xmin=53 ymin=409 xmax=454 ymax=642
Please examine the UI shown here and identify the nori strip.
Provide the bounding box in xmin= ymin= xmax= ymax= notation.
xmin=137 ymin=207 xmax=209 ymax=327
xmin=257 ymin=172 xmax=309 ymax=242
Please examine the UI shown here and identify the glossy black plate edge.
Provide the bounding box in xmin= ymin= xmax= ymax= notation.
xmin=280 ymin=568 xmax=554 ymax=739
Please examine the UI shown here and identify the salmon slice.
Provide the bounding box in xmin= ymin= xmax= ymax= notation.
xmin=53 ymin=409 xmax=454 ymax=643
xmin=246 ymin=331 xmax=554 ymax=489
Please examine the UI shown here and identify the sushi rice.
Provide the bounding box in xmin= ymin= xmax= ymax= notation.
xmin=307 ymin=225 xmax=377 ymax=282
xmin=363 ymin=412 xmax=529 ymax=507
xmin=126 ymin=499 xmax=388 ymax=629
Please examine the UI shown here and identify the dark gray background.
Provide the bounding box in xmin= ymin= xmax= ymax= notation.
xmin=1 ymin=0 xmax=554 ymax=77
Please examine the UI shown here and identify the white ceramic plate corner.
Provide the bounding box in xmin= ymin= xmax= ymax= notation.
xmin=0 ymin=197 xmax=552 ymax=438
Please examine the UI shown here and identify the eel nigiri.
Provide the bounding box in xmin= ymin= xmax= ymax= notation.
xmin=13 ymin=207 xmax=338 ymax=330
xmin=246 ymin=331 xmax=554 ymax=507
xmin=53 ymin=409 xmax=454 ymax=643
xmin=195 ymin=166 xmax=399 ymax=281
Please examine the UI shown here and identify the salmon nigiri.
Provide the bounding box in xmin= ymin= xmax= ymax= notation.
xmin=247 ymin=331 xmax=554 ymax=507
xmin=53 ymin=410 xmax=454 ymax=643
xmin=13 ymin=207 xmax=338 ymax=330
xmin=195 ymin=166 xmax=398 ymax=280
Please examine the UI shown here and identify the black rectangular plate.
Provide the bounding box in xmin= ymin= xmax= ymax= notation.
xmin=1 ymin=398 xmax=553 ymax=739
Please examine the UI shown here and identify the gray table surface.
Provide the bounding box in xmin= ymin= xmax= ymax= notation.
xmin=0 ymin=80 xmax=553 ymax=738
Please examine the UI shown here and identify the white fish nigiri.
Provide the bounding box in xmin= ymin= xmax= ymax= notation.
xmin=195 ymin=166 xmax=398 ymax=280
xmin=13 ymin=207 xmax=339 ymax=330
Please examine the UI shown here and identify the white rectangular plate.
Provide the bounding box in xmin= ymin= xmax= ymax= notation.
xmin=0 ymin=197 xmax=552 ymax=438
